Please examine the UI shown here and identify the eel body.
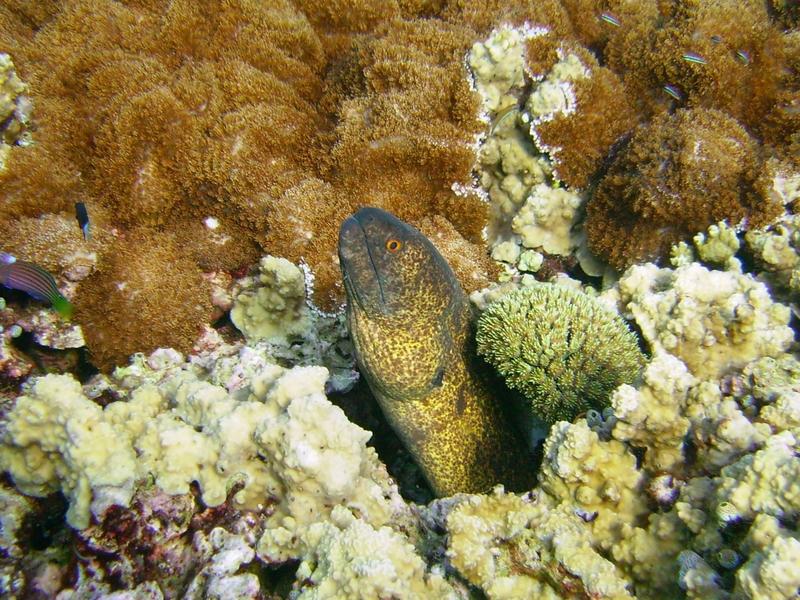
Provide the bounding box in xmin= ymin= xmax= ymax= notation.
xmin=338 ymin=207 xmax=534 ymax=496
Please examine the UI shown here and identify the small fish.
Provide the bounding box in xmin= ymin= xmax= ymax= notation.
xmin=490 ymin=105 xmax=519 ymax=133
xmin=575 ymin=508 xmax=599 ymax=523
xmin=75 ymin=201 xmax=91 ymax=241
xmin=0 ymin=255 xmax=74 ymax=318
xmin=682 ymin=51 xmax=707 ymax=65
xmin=599 ymin=12 xmax=620 ymax=26
xmin=663 ymin=84 xmax=683 ymax=101
xmin=710 ymin=35 xmax=723 ymax=44
xmin=736 ymin=50 xmax=751 ymax=65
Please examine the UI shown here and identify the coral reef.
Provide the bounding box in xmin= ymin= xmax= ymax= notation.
xmin=467 ymin=8 xmax=798 ymax=281
xmin=1 ymin=0 xmax=796 ymax=367
xmin=228 ymin=254 xmax=358 ymax=392
xmin=610 ymin=351 xmax=695 ymax=473
xmin=231 ymin=256 xmax=311 ymax=344
xmin=1 ymin=2 xmax=799 ymax=599
xmin=0 ymin=355 xmax=399 ymax=533
xmin=523 ymin=40 xmax=636 ymax=191
xmin=745 ymin=212 xmax=800 ymax=305
xmin=290 ymin=505 xmax=455 ymax=598
xmin=0 ymin=0 xmax=505 ymax=368
xmin=75 ymin=230 xmax=213 ymax=370
xmin=476 ymin=283 xmax=644 ymax=424
xmin=0 ymin=293 xmax=798 ymax=598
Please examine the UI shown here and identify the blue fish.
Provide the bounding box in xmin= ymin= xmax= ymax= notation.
xmin=736 ymin=50 xmax=751 ymax=65
xmin=682 ymin=52 xmax=707 ymax=65
xmin=663 ymin=85 xmax=683 ymax=101
xmin=75 ymin=201 xmax=91 ymax=242
xmin=599 ymin=12 xmax=620 ymax=26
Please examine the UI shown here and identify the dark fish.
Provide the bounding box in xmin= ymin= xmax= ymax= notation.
xmin=0 ymin=253 xmax=73 ymax=318
xmin=75 ymin=201 xmax=91 ymax=241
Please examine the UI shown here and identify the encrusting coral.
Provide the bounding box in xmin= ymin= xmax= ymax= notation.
xmin=745 ymin=212 xmax=800 ymax=305
xmin=476 ymin=283 xmax=644 ymax=424
xmin=230 ymin=255 xmax=311 ymax=345
xmin=446 ymin=488 xmax=634 ymax=598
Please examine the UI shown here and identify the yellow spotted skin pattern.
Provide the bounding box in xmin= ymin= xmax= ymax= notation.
xmin=338 ymin=207 xmax=534 ymax=496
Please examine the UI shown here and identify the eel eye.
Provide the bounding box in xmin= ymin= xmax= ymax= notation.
xmin=386 ymin=239 xmax=402 ymax=253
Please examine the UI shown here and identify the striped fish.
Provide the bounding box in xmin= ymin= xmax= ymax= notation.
xmin=0 ymin=256 xmax=73 ymax=318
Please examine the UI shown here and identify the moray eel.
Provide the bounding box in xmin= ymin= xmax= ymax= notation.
xmin=338 ymin=207 xmax=534 ymax=496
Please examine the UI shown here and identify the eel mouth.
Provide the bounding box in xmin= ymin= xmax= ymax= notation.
xmin=338 ymin=214 xmax=386 ymax=314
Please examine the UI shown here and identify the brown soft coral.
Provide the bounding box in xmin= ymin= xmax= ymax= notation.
xmin=416 ymin=214 xmax=500 ymax=294
xmin=585 ymin=108 xmax=783 ymax=269
xmin=604 ymin=0 xmax=786 ymax=135
xmin=76 ymin=230 xmax=212 ymax=371
xmin=526 ymin=40 xmax=637 ymax=189
xmin=10 ymin=0 xmax=792 ymax=371
xmin=325 ymin=18 xmax=484 ymax=205
xmin=1 ymin=0 xmax=500 ymax=368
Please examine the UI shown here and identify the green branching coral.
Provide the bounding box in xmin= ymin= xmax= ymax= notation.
xmin=476 ymin=284 xmax=644 ymax=424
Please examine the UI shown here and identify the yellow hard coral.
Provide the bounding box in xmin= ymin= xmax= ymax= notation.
xmin=446 ymin=488 xmax=635 ymax=599
xmin=615 ymin=262 xmax=794 ymax=380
